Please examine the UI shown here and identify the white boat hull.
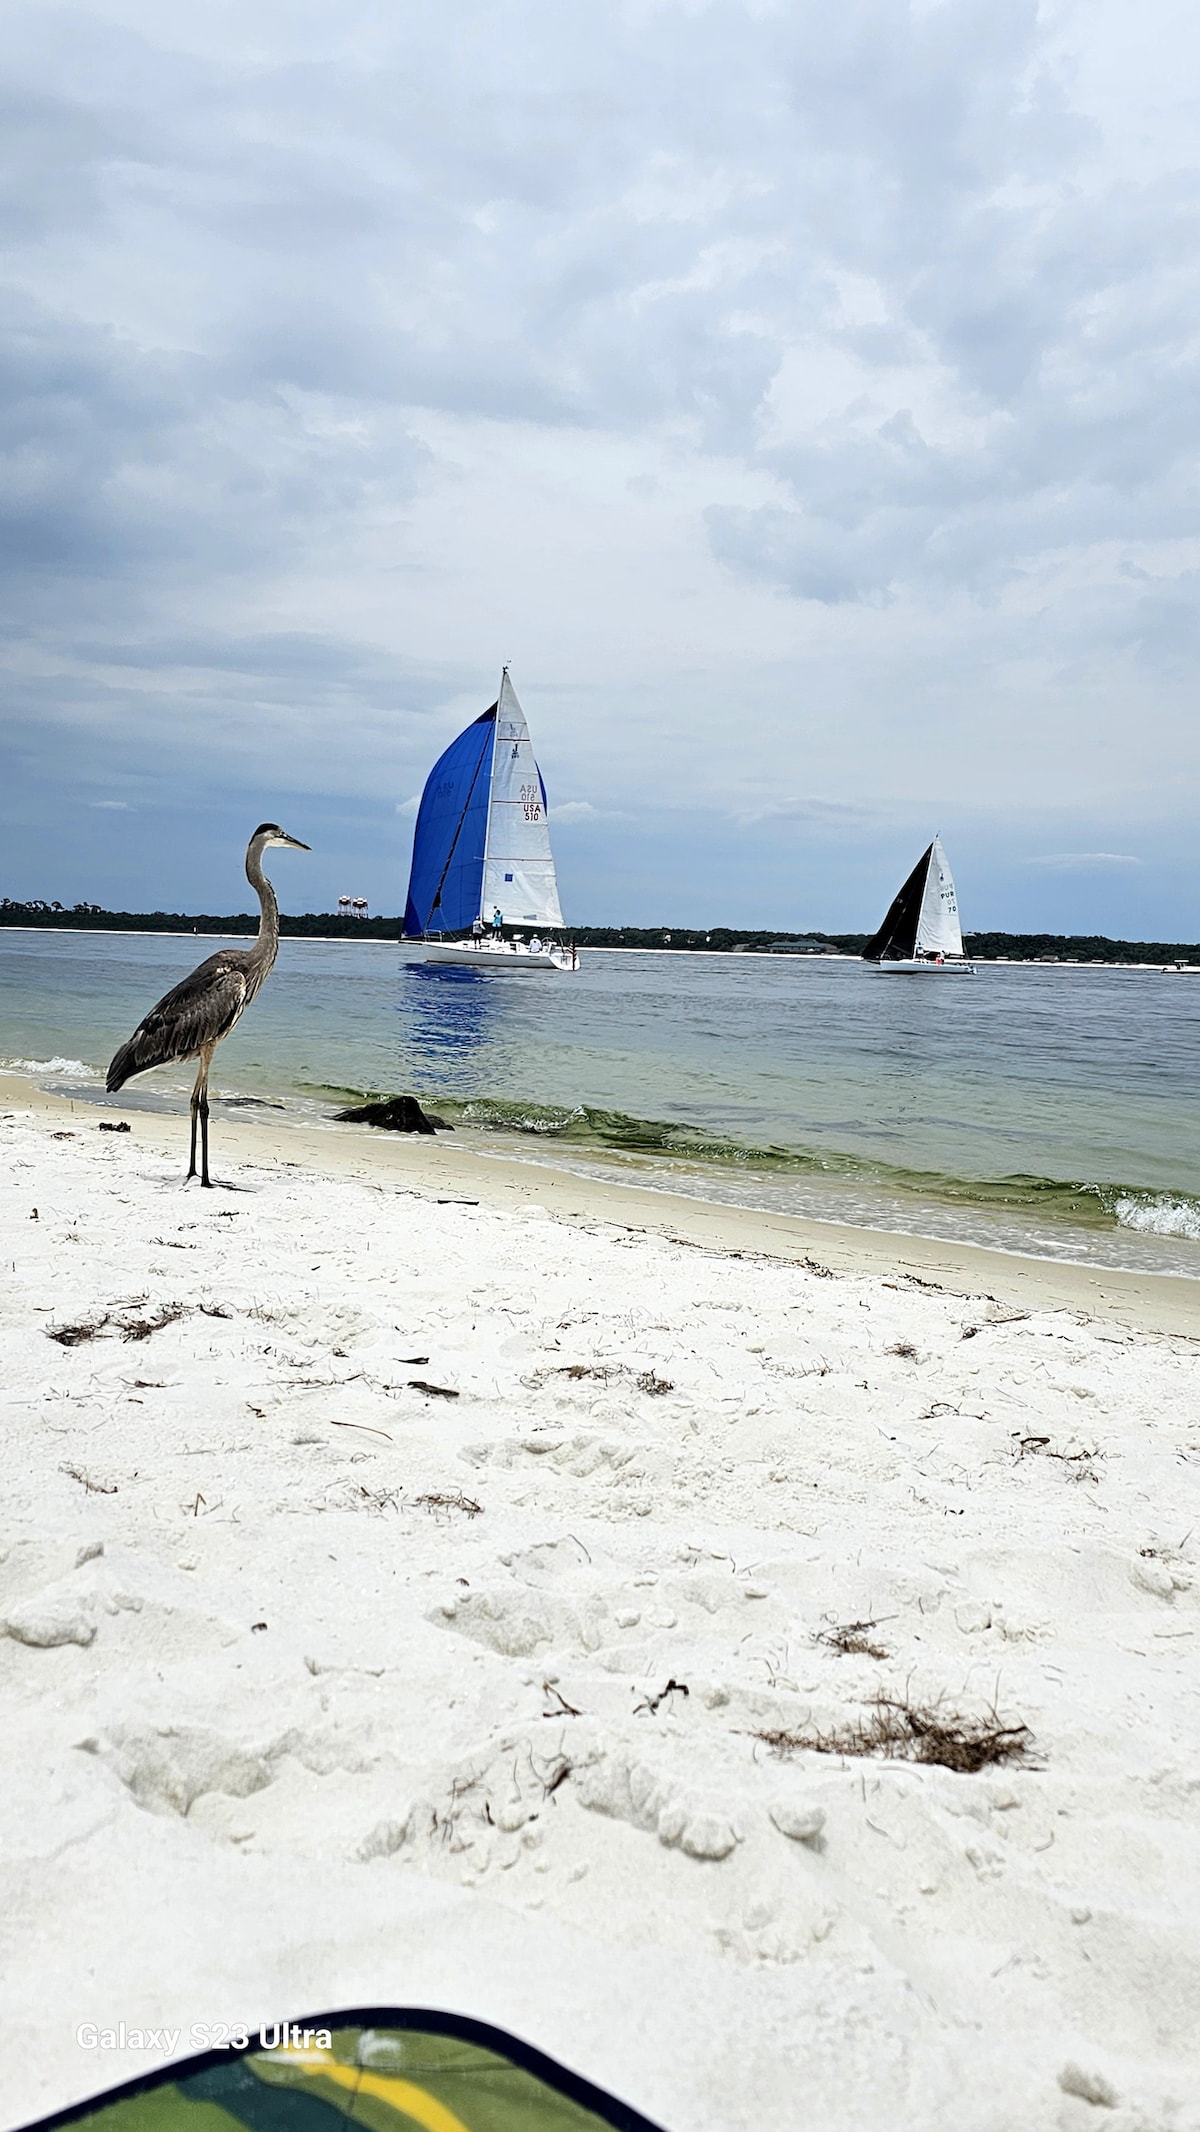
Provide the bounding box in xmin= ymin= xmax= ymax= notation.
xmin=413 ymin=939 xmax=579 ymax=973
xmin=872 ymin=958 xmax=975 ymax=975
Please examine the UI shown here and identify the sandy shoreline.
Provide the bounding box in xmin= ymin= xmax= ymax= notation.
xmin=3 ymin=1082 xmax=1199 ymax=2131
xmin=6 ymin=1071 xmax=1197 ymax=1336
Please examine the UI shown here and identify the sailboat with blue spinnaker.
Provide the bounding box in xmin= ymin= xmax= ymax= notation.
xmin=402 ymin=671 xmax=578 ymax=971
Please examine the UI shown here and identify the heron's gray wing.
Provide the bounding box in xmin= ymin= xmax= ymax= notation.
xmin=106 ymin=953 xmax=252 ymax=1091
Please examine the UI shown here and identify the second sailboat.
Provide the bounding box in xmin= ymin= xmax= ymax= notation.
xmin=862 ymin=836 xmax=975 ymax=973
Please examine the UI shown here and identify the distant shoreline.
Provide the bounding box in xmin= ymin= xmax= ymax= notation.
xmin=0 ymin=924 xmax=401 ymax=947
xmin=2 ymin=921 xmax=1198 ymax=969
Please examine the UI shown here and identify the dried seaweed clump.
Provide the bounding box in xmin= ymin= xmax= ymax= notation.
xmin=335 ymin=1096 xmax=451 ymax=1133
xmin=48 ymin=1304 xmax=185 ymax=1347
xmin=536 ymin=1362 xmax=672 ymax=1394
xmin=412 ymin=1489 xmax=482 ymax=1518
xmin=636 ymin=1370 xmax=675 ymax=1396
xmin=1016 ymin=1435 xmax=1101 ymax=1483
xmin=48 ymin=1318 xmax=109 ymax=1348
xmin=757 ymin=1695 xmax=1033 ymax=1776
xmin=817 ymin=1618 xmax=891 ymax=1660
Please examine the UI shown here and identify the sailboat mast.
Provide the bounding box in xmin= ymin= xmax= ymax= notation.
xmin=477 ymin=665 xmax=506 ymax=927
xmin=914 ymin=838 xmax=935 ymax=959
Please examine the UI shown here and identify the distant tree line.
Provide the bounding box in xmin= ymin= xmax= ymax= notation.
xmin=0 ymin=900 xmax=400 ymax=940
xmin=1 ymin=900 xmax=1197 ymax=962
xmin=568 ymin=924 xmax=1200 ymax=961
xmin=960 ymin=930 xmax=1200 ymax=965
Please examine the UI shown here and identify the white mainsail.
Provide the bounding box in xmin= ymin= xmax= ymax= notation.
xmin=914 ymin=835 xmax=964 ymax=958
xmin=480 ymin=671 xmax=565 ymax=929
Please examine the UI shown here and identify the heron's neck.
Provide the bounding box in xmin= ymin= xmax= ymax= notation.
xmin=245 ymin=842 xmax=280 ymax=970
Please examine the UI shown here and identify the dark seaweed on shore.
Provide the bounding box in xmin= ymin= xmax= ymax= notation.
xmin=335 ymin=1096 xmax=451 ymax=1133
xmin=754 ymin=1696 xmax=1034 ymax=1775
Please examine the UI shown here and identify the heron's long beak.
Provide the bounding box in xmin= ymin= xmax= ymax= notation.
xmin=280 ymin=833 xmax=311 ymax=850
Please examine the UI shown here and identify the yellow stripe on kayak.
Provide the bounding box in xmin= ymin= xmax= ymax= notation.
xmin=281 ymin=2052 xmax=474 ymax=2132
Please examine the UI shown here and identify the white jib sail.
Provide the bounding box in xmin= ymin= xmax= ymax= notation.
xmin=914 ymin=835 xmax=965 ymax=957
xmin=480 ymin=672 xmax=565 ymax=928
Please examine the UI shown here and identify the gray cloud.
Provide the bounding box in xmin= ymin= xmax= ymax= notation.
xmin=0 ymin=291 xmax=428 ymax=645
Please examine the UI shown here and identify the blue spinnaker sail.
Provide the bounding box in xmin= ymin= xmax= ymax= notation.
xmin=402 ymin=707 xmax=497 ymax=937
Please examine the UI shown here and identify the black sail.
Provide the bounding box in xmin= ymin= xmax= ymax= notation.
xmin=861 ymin=843 xmax=934 ymax=962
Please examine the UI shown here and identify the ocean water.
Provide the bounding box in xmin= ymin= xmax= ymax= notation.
xmin=3 ymin=927 xmax=1199 ymax=1277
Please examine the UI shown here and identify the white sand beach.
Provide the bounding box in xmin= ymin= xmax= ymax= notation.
xmin=2 ymin=1074 xmax=1199 ymax=2132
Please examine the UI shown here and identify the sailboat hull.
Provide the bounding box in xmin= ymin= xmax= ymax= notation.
xmin=872 ymin=958 xmax=975 ymax=974
xmin=413 ymin=939 xmax=579 ymax=972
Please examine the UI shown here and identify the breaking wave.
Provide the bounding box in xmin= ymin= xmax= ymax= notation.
xmin=377 ymin=1094 xmax=1200 ymax=1239
xmin=1110 ymin=1192 xmax=1200 ymax=1240
xmin=2 ymin=1055 xmax=101 ymax=1078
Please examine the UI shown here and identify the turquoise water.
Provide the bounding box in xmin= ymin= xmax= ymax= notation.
xmin=3 ymin=927 xmax=1199 ymax=1275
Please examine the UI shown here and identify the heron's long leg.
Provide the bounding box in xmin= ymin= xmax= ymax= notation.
xmin=198 ymin=1059 xmax=213 ymax=1188
xmin=188 ymin=1064 xmax=203 ymax=1180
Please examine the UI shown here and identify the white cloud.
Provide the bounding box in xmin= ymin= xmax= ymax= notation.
xmin=1024 ymin=853 xmax=1143 ymax=871
xmin=88 ymin=799 xmax=132 ymax=810
xmin=733 ymin=797 xmax=869 ymax=830
xmin=546 ymin=800 xmax=635 ymax=826
xmin=394 ymin=795 xmax=422 ymax=819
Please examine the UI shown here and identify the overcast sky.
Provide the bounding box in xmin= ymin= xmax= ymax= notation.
xmin=2 ymin=0 xmax=1198 ymax=934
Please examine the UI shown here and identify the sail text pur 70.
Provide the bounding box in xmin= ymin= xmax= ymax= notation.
xmin=861 ymin=836 xmax=975 ymax=973
xmin=402 ymin=671 xmax=579 ymax=971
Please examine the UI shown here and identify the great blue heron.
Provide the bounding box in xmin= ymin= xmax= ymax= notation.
xmin=106 ymin=823 xmax=309 ymax=1187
